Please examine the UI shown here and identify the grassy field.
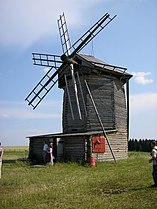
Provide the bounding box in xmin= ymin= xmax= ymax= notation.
xmin=3 ymin=146 xmax=29 ymax=161
xmin=0 ymin=148 xmax=156 ymax=209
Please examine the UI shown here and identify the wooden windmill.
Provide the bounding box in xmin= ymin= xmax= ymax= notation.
xmin=26 ymin=13 xmax=132 ymax=163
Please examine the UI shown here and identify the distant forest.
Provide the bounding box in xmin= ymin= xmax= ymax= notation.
xmin=128 ymin=139 xmax=157 ymax=152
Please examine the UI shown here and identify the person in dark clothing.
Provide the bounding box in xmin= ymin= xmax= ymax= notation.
xmin=149 ymin=141 xmax=157 ymax=187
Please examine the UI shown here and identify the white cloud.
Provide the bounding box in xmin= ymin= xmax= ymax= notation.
xmin=130 ymin=92 xmax=157 ymax=139
xmin=0 ymin=100 xmax=61 ymax=119
xmin=0 ymin=0 xmax=105 ymax=49
xmin=0 ymin=108 xmax=60 ymax=119
xmin=130 ymin=92 xmax=157 ymax=114
xmin=0 ymin=100 xmax=63 ymax=145
xmin=132 ymin=71 xmax=153 ymax=85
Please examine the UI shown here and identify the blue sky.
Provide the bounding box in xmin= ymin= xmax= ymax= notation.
xmin=0 ymin=0 xmax=157 ymax=146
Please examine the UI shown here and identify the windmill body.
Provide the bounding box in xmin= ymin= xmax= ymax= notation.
xmin=26 ymin=13 xmax=132 ymax=163
xmin=60 ymin=53 xmax=132 ymax=134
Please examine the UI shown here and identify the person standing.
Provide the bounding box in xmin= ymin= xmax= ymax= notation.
xmin=0 ymin=142 xmax=3 ymax=179
xmin=43 ymin=142 xmax=48 ymax=164
xmin=149 ymin=141 xmax=157 ymax=187
xmin=47 ymin=143 xmax=53 ymax=165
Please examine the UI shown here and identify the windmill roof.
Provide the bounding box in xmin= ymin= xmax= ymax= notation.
xmin=76 ymin=53 xmax=133 ymax=82
xmin=78 ymin=54 xmax=107 ymax=64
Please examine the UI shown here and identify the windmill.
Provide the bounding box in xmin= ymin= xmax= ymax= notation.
xmin=26 ymin=13 xmax=132 ymax=163
xmin=25 ymin=13 xmax=116 ymax=112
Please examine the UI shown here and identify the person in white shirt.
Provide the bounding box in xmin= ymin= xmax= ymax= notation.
xmin=43 ymin=142 xmax=48 ymax=164
xmin=149 ymin=141 xmax=157 ymax=187
xmin=47 ymin=143 xmax=53 ymax=165
xmin=0 ymin=142 xmax=3 ymax=179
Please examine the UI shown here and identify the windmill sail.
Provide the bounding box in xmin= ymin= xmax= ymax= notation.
xmin=57 ymin=13 xmax=72 ymax=56
xmin=58 ymin=13 xmax=82 ymax=119
xmin=68 ymin=13 xmax=117 ymax=57
xmin=25 ymin=66 xmax=63 ymax=109
xmin=32 ymin=53 xmax=62 ymax=68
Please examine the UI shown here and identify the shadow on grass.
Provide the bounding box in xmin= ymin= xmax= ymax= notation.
xmin=3 ymin=159 xmax=17 ymax=164
xmin=3 ymin=158 xmax=27 ymax=164
xmin=93 ymin=186 xmax=154 ymax=196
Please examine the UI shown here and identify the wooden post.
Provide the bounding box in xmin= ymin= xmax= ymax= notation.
xmin=87 ymin=136 xmax=92 ymax=158
xmin=126 ymin=81 xmax=130 ymax=141
xmin=53 ymin=138 xmax=57 ymax=162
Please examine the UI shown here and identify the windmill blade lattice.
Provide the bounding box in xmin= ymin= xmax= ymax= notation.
xmin=25 ymin=65 xmax=64 ymax=109
xmin=67 ymin=13 xmax=117 ymax=58
xmin=32 ymin=53 xmax=62 ymax=68
xmin=58 ymin=13 xmax=82 ymax=119
xmin=57 ymin=13 xmax=72 ymax=56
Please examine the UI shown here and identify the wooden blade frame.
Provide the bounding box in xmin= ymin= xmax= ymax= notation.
xmin=69 ymin=13 xmax=117 ymax=58
xmin=32 ymin=53 xmax=62 ymax=68
xmin=58 ymin=13 xmax=82 ymax=120
xmin=25 ymin=65 xmax=65 ymax=109
xmin=57 ymin=12 xmax=72 ymax=56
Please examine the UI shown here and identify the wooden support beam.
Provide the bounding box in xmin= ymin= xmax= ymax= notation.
xmin=126 ymin=80 xmax=130 ymax=141
xmin=84 ymin=80 xmax=116 ymax=163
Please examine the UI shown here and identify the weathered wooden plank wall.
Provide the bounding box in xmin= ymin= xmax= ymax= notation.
xmin=63 ymin=73 xmax=116 ymax=133
xmin=29 ymin=138 xmax=44 ymax=162
xmin=92 ymin=132 xmax=128 ymax=161
xmin=62 ymin=75 xmax=87 ymax=133
xmin=63 ymin=136 xmax=85 ymax=162
xmin=29 ymin=137 xmax=52 ymax=162
xmin=90 ymin=77 xmax=128 ymax=161
xmin=86 ymin=75 xmax=115 ymax=131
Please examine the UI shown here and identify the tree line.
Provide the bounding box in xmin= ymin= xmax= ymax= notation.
xmin=128 ymin=139 xmax=156 ymax=152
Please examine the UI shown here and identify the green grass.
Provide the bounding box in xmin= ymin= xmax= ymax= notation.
xmin=0 ymin=150 xmax=156 ymax=209
xmin=4 ymin=146 xmax=28 ymax=151
xmin=3 ymin=146 xmax=29 ymax=161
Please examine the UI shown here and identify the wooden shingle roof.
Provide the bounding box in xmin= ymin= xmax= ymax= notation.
xmin=76 ymin=54 xmax=133 ymax=83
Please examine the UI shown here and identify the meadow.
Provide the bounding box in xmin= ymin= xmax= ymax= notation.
xmin=0 ymin=147 xmax=156 ymax=209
